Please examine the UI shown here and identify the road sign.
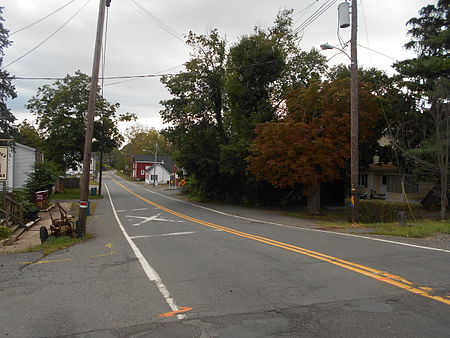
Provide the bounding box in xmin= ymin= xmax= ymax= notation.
xmin=0 ymin=147 xmax=8 ymax=181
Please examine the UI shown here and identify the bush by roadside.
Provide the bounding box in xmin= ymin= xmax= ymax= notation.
xmin=345 ymin=199 xmax=422 ymax=223
xmin=0 ymin=225 xmax=11 ymax=238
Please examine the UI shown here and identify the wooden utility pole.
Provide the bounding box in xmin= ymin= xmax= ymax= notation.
xmin=350 ymin=0 xmax=359 ymax=223
xmin=78 ymin=0 xmax=107 ymax=234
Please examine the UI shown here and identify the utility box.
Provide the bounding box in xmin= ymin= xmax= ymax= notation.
xmin=36 ymin=190 xmax=49 ymax=210
xmin=338 ymin=2 xmax=350 ymax=28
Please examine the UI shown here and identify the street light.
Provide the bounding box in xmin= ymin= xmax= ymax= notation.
xmin=320 ymin=0 xmax=359 ymax=223
xmin=319 ymin=43 xmax=352 ymax=61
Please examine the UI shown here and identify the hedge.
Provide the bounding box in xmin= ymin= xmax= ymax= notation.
xmin=345 ymin=199 xmax=422 ymax=223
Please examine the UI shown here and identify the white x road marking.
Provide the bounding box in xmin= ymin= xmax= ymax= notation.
xmin=126 ymin=214 xmax=185 ymax=226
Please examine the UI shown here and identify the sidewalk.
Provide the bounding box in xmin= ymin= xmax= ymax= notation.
xmin=0 ymin=202 xmax=73 ymax=254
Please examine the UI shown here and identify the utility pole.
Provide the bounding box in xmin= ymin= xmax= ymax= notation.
xmin=153 ymin=143 xmax=158 ymax=186
xmin=78 ymin=0 xmax=107 ymax=235
xmin=350 ymin=0 xmax=359 ymax=223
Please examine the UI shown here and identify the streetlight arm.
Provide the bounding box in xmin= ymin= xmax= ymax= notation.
xmin=320 ymin=43 xmax=352 ymax=62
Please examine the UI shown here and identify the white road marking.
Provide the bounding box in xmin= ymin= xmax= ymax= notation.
xmin=131 ymin=208 xmax=149 ymax=211
xmin=130 ymin=231 xmax=196 ymax=239
xmin=126 ymin=214 xmax=185 ymax=226
xmin=122 ymin=177 xmax=450 ymax=254
xmin=105 ymin=184 xmax=187 ymax=320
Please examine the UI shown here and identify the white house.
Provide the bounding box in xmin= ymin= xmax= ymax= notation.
xmin=144 ymin=156 xmax=179 ymax=186
xmin=0 ymin=143 xmax=44 ymax=190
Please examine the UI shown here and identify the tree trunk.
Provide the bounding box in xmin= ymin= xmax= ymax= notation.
xmin=435 ymin=89 xmax=449 ymax=221
xmin=306 ymin=183 xmax=320 ymax=215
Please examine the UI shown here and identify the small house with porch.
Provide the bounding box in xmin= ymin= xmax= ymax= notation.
xmin=359 ymin=162 xmax=434 ymax=203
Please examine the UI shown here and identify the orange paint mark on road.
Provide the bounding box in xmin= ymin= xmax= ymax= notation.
xmin=159 ymin=306 xmax=192 ymax=318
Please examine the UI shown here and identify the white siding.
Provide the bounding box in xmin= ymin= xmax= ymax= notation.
xmin=144 ymin=165 xmax=170 ymax=185
xmin=13 ymin=144 xmax=36 ymax=189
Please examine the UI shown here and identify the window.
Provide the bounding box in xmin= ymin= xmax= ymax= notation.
xmin=150 ymin=175 xmax=158 ymax=181
xmin=382 ymin=176 xmax=387 ymax=185
xmin=140 ymin=170 xmax=145 ymax=175
xmin=359 ymin=173 xmax=368 ymax=187
xmin=387 ymin=175 xmax=402 ymax=193
xmin=387 ymin=175 xmax=419 ymax=193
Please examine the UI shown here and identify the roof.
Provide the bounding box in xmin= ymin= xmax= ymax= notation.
xmin=368 ymin=162 xmax=399 ymax=173
xmin=134 ymin=155 xmax=177 ymax=172
xmin=15 ymin=142 xmax=37 ymax=152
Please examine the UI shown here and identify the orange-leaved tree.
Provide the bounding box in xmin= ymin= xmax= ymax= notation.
xmin=247 ymin=78 xmax=381 ymax=214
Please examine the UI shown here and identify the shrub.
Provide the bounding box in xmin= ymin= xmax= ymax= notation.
xmin=12 ymin=189 xmax=40 ymax=222
xmin=0 ymin=225 xmax=12 ymax=238
xmin=345 ymin=199 xmax=422 ymax=223
xmin=25 ymin=161 xmax=62 ymax=198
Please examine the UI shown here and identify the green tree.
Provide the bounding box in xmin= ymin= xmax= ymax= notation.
xmin=25 ymin=161 xmax=61 ymax=196
xmin=160 ymin=29 xmax=229 ymax=200
xmin=115 ymin=124 xmax=173 ymax=175
xmin=248 ymin=78 xmax=381 ymax=213
xmin=394 ymin=0 xmax=449 ymax=219
xmin=160 ymin=10 xmax=328 ymax=203
xmin=0 ymin=7 xmax=16 ymax=139
xmin=27 ymin=71 xmax=125 ymax=171
xmin=15 ymin=120 xmax=45 ymax=150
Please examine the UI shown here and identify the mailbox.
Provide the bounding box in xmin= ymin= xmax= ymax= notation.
xmin=36 ymin=190 xmax=49 ymax=210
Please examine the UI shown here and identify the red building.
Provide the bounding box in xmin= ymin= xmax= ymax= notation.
xmin=132 ymin=155 xmax=174 ymax=180
xmin=132 ymin=155 xmax=154 ymax=180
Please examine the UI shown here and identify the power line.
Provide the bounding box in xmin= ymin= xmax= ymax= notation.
xmin=359 ymin=0 xmax=373 ymax=65
xmin=10 ymin=73 xmax=178 ymax=81
xmin=358 ymin=44 xmax=398 ymax=61
xmin=103 ymin=64 xmax=184 ymax=86
xmin=11 ymin=0 xmax=78 ymax=35
xmin=294 ymin=0 xmax=338 ymax=34
xmin=122 ymin=0 xmax=185 ymax=43
xmin=293 ymin=0 xmax=320 ymax=25
xmin=1 ymin=0 xmax=91 ymax=70
xmin=101 ymin=5 xmax=110 ymax=94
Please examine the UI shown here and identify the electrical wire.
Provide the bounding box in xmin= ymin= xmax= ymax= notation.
xmin=103 ymin=64 xmax=184 ymax=87
xmin=359 ymin=0 xmax=373 ymax=65
xmin=294 ymin=0 xmax=338 ymax=34
xmin=1 ymin=0 xmax=91 ymax=70
xmin=101 ymin=5 xmax=110 ymax=95
xmin=10 ymin=73 xmax=179 ymax=81
xmin=357 ymin=44 xmax=398 ymax=61
xmin=122 ymin=0 xmax=184 ymax=43
xmin=11 ymin=0 xmax=78 ymax=35
xmin=293 ymin=0 xmax=319 ymax=25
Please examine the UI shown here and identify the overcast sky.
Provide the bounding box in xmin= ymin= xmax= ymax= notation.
xmin=2 ymin=0 xmax=431 ymax=133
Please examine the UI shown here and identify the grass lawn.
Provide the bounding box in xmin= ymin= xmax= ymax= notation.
xmin=115 ymin=171 xmax=131 ymax=180
xmin=285 ymin=211 xmax=450 ymax=238
xmin=52 ymin=188 xmax=104 ymax=200
xmin=366 ymin=220 xmax=450 ymax=238
xmin=26 ymin=235 xmax=93 ymax=255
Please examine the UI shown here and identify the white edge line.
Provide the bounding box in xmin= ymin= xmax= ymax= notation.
xmin=105 ymin=183 xmax=186 ymax=320
xmin=115 ymin=175 xmax=450 ymax=255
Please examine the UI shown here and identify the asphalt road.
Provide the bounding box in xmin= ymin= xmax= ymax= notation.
xmin=1 ymin=172 xmax=449 ymax=337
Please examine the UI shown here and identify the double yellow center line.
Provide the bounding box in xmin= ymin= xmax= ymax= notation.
xmin=113 ymin=179 xmax=450 ymax=306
